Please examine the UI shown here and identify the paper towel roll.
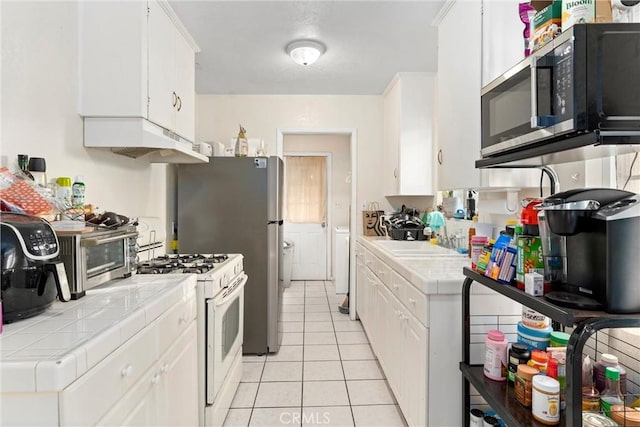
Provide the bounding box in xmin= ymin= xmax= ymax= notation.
xmin=611 ymin=0 xmax=640 ymax=23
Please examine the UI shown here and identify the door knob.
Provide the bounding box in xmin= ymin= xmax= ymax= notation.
xmin=321 ymin=222 xmax=326 ymax=228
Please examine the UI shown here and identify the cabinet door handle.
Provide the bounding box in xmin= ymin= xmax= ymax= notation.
xmin=409 ymin=298 xmax=416 ymax=305
xmin=121 ymin=364 xmax=134 ymax=378
xmin=172 ymin=91 xmax=178 ymax=107
xmin=393 ymin=168 xmax=398 ymax=178
xmin=176 ymin=96 xmax=182 ymax=111
xmin=151 ymin=373 xmax=161 ymax=385
xmin=161 ymin=363 xmax=169 ymax=374
xmin=437 ymin=149 xmax=443 ymax=165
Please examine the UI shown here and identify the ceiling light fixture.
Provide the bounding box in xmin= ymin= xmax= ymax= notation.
xmin=286 ymin=40 xmax=325 ymax=66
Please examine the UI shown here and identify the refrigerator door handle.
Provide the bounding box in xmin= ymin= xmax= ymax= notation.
xmin=268 ymin=220 xmax=283 ymax=225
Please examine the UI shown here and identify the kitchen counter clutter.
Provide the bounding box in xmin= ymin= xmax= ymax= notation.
xmin=356 ymin=236 xmax=522 ymax=426
xmin=0 ymin=274 xmax=198 ymax=426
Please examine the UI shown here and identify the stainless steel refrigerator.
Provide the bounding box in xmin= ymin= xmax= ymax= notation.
xmin=177 ymin=156 xmax=283 ymax=354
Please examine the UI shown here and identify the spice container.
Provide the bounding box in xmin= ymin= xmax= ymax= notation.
xmin=507 ymin=343 xmax=530 ymax=385
xmin=484 ymin=329 xmax=508 ymax=381
xmin=527 ymin=349 xmax=548 ymax=374
xmin=532 ymin=375 xmax=560 ymax=425
xmin=470 ymin=235 xmax=488 ymax=269
xmin=469 ymin=409 xmax=484 ymax=427
xmin=514 ymin=364 xmax=539 ymax=407
xmin=549 ymin=331 xmax=570 ymax=347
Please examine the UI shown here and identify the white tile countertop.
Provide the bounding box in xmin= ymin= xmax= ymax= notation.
xmin=358 ymin=236 xmax=476 ymax=295
xmin=0 ymin=274 xmax=197 ymax=393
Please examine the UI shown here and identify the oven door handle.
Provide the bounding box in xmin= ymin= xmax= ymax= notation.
xmin=216 ymin=273 xmax=248 ymax=307
xmin=80 ymin=231 xmax=139 ymax=247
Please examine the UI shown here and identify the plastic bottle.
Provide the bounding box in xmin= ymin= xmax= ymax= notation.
xmin=235 ymin=125 xmax=248 ymax=157
xmin=17 ymin=154 xmax=34 ymax=180
xmin=594 ymin=353 xmax=627 ymax=395
xmin=600 ymin=367 xmax=625 ymax=417
xmin=72 ymin=176 xmax=85 ymax=209
xmin=532 ymin=375 xmax=560 ymax=425
xmin=484 ymin=329 xmax=508 ymax=381
xmin=56 ymin=177 xmax=73 ymax=208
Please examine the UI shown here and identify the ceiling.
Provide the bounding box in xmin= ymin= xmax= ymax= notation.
xmin=169 ymin=1 xmax=446 ymax=95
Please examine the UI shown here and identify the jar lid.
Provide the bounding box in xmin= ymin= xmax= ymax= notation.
xmin=28 ymin=157 xmax=46 ymax=172
xmin=517 ymin=364 xmax=539 ymax=379
xmin=549 ymin=331 xmax=570 ymax=345
xmin=56 ymin=177 xmax=72 ymax=187
xmin=609 ymin=405 xmax=640 ymax=427
xmin=532 ymin=375 xmax=559 ymax=392
xmin=510 ymin=342 xmax=530 ymax=355
xmin=600 ymin=353 xmax=619 ymax=365
xmin=487 ymin=330 xmax=505 ymax=342
xmin=605 ymin=367 xmax=620 ymax=380
xmin=530 ymin=349 xmax=548 ymax=363
xmin=583 ymin=412 xmax=620 ymax=427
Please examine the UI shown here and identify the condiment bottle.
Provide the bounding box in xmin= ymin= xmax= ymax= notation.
xmin=27 ymin=157 xmax=47 ymax=187
xmin=594 ymin=353 xmax=627 ymax=395
xmin=72 ymin=176 xmax=85 ymax=209
xmin=582 ymin=354 xmax=601 ymax=412
xmin=17 ymin=154 xmax=34 ymax=180
xmin=483 ymin=329 xmax=508 ymax=381
xmin=56 ymin=177 xmax=73 ymax=208
xmin=600 ymin=367 xmax=624 ymax=417
xmin=514 ymin=364 xmax=539 ymax=407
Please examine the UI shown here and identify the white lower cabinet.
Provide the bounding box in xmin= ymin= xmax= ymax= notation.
xmin=58 ymin=290 xmax=198 ymax=427
xmin=97 ymin=322 xmax=198 ymax=427
xmin=357 ymin=246 xmax=429 ymax=427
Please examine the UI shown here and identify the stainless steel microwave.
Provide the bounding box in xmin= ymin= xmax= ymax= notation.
xmin=481 ymin=23 xmax=640 ymax=158
xmin=57 ymin=226 xmax=138 ymax=299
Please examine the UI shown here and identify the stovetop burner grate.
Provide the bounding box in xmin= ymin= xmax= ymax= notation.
xmin=137 ymin=253 xmax=230 ymax=275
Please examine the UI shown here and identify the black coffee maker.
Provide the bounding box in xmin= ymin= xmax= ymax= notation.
xmin=537 ymin=188 xmax=640 ymax=313
xmin=1 ymin=213 xmax=70 ymax=323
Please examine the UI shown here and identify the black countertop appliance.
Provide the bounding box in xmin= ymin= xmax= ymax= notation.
xmin=537 ymin=188 xmax=640 ymax=313
xmin=1 ymin=213 xmax=70 ymax=323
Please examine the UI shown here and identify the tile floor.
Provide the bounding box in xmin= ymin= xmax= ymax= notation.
xmin=223 ymin=280 xmax=407 ymax=427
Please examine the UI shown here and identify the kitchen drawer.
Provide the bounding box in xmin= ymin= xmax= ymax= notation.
xmin=375 ymin=260 xmax=392 ymax=287
xmin=355 ymin=242 xmax=365 ymax=258
xmin=403 ymin=281 xmax=428 ymax=327
xmin=364 ymin=249 xmax=377 ymax=272
xmin=59 ymin=319 xmax=158 ymax=426
xmin=156 ymin=289 xmax=197 ymax=356
xmin=389 ymin=271 xmax=406 ymax=302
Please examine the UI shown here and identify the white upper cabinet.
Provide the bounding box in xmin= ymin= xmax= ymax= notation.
xmin=481 ymin=0 xmax=528 ymax=87
xmin=80 ymin=0 xmax=198 ymax=143
xmin=383 ymin=73 xmax=435 ymax=196
xmin=435 ymin=0 xmax=482 ymax=191
xmin=435 ymin=0 xmax=540 ymax=190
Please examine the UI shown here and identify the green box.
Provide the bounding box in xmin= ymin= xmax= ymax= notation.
xmin=516 ymin=236 xmax=544 ymax=284
xmin=531 ymin=0 xmax=562 ymax=52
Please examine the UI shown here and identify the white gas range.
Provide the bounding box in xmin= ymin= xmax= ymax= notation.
xmin=137 ymin=253 xmax=246 ymax=426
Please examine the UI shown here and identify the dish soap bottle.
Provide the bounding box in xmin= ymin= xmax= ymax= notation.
xmin=235 ymin=125 xmax=248 ymax=157
xmin=72 ymin=176 xmax=85 ymax=209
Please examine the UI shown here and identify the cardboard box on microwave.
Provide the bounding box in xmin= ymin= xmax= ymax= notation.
xmin=531 ymin=0 xmax=562 ymax=52
xmin=561 ymin=0 xmax=612 ymax=30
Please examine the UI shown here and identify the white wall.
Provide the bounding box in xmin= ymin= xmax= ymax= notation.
xmin=1 ymin=2 xmax=169 ymax=225
xmin=196 ymin=95 xmax=386 ymax=234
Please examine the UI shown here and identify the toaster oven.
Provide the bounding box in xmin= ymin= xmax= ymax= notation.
xmin=57 ymin=226 xmax=138 ymax=299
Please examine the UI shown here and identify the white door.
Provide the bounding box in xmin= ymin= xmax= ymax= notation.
xmin=283 ymin=154 xmax=329 ymax=281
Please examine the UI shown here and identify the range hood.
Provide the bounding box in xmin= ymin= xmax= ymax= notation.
xmin=83 ymin=117 xmax=209 ymax=164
